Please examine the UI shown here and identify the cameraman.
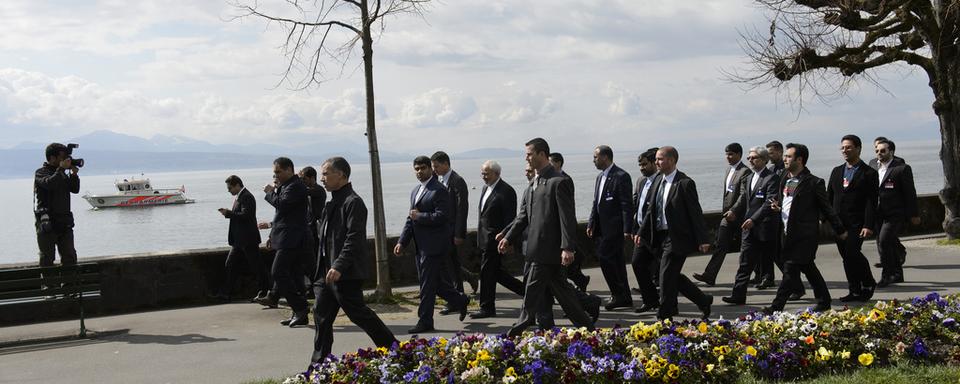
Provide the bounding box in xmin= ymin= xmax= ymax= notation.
xmin=34 ymin=143 xmax=80 ymax=267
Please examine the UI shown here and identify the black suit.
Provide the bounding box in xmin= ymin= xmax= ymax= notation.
xmin=311 ymin=183 xmax=396 ymax=363
xmin=630 ymin=174 xmax=660 ymax=306
xmin=870 ymin=157 xmax=918 ymax=279
xmin=702 ymin=161 xmax=751 ymax=281
xmin=264 ymin=175 xmax=312 ymax=313
xmin=505 ymin=165 xmax=594 ymax=334
xmin=827 ymin=160 xmax=879 ymax=295
xmin=726 ymin=168 xmax=779 ymax=299
xmin=304 ymin=185 xmax=327 ymax=285
xmin=441 ymin=170 xmax=470 ymax=293
xmin=476 ymin=179 xmax=525 ymax=313
xmin=588 ymin=164 xmax=634 ymax=303
xmin=559 ymin=170 xmax=590 ymax=289
xmin=639 ymin=170 xmax=712 ymax=319
xmin=223 ymin=188 xmax=267 ymax=295
xmin=398 ymin=176 xmax=468 ymax=328
xmin=769 ymin=168 xmax=845 ymax=310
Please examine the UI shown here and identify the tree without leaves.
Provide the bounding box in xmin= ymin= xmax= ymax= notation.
xmin=230 ymin=0 xmax=432 ymax=297
xmin=731 ymin=0 xmax=960 ymax=239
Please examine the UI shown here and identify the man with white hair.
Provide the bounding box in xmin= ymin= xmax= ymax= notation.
xmin=471 ymin=160 xmax=525 ymax=318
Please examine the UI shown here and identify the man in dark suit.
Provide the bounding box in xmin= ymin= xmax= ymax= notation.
xmin=764 ymin=143 xmax=847 ymax=314
xmin=214 ymin=175 xmax=266 ymax=301
xmin=500 ymin=138 xmax=595 ymax=338
xmin=310 ymin=157 xmax=397 ymax=364
xmin=871 ymin=139 xmax=920 ymax=287
xmin=630 ymin=147 xmax=660 ymax=313
xmin=868 ymin=136 xmax=906 ymax=169
xmin=720 ymin=147 xmax=779 ymax=305
xmin=638 ymin=146 xmax=713 ymax=321
xmin=395 ymin=156 xmax=470 ymax=334
xmin=695 ymin=143 xmax=751 ymax=286
xmin=766 ymin=141 xmax=785 ymax=177
xmin=471 ymin=160 xmax=525 ymax=319
xmin=587 ymin=145 xmax=634 ymax=310
xmin=257 ymin=157 xmax=312 ymax=327
xmin=754 ymin=140 xmax=786 ymax=288
xmin=828 ymin=134 xmax=879 ymax=302
xmin=549 ymin=152 xmax=590 ymax=291
xmin=431 ymin=152 xmax=479 ymax=302
xmin=300 ymin=166 xmax=326 ymax=287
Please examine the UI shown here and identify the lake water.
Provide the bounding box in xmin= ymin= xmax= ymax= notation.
xmin=0 ymin=142 xmax=945 ymax=264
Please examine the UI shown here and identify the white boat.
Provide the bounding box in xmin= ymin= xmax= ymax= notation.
xmin=82 ymin=177 xmax=195 ymax=208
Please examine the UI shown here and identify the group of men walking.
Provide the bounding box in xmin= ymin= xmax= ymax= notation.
xmin=213 ymin=134 xmax=919 ymax=369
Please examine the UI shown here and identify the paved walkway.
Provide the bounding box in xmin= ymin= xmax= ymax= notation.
xmin=1 ymin=235 xmax=958 ymax=384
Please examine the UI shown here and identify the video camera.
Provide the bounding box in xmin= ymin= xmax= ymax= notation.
xmin=65 ymin=143 xmax=84 ymax=168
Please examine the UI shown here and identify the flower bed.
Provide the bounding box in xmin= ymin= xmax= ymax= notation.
xmin=290 ymin=293 xmax=960 ymax=383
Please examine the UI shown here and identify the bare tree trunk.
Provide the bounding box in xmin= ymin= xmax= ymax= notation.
xmin=937 ymin=75 xmax=960 ymax=239
xmin=360 ymin=0 xmax=392 ymax=296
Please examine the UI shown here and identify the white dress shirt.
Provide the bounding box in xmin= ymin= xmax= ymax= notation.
xmin=596 ymin=164 xmax=613 ymax=207
xmin=657 ymin=169 xmax=678 ymax=230
xmin=414 ymin=178 xmax=431 ymax=205
xmin=637 ymin=177 xmax=653 ymax=225
xmin=877 ymin=159 xmax=892 ymax=185
xmin=480 ymin=178 xmax=499 ymax=212
xmin=438 ymin=170 xmax=452 ymax=187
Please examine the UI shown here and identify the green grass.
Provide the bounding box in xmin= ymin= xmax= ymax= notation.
xmin=738 ymin=363 xmax=960 ymax=384
xmin=937 ymin=238 xmax=960 ymax=246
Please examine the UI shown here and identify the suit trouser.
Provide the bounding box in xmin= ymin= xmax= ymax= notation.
xmin=38 ymin=229 xmax=77 ymax=267
xmin=876 ymin=219 xmax=906 ymax=278
xmin=835 ymin=225 xmax=876 ymax=294
xmin=271 ymin=247 xmax=309 ymax=313
xmin=527 ymin=262 xmax=601 ymax=328
xmin=770 ymin=261 xmax=831 ymax=310
xmin=754 ymin=237 xmax=776 ymax=282
xmin=630 ymin=242 xmax=660 ymax=306
xmin=478 ymin=244 xmax=524 ymax=312
xmin=415 ymin=251 xmax=468 ymax=327
xmin=512 ymin=262 xmax=594 ymax=333
xmin=566 ymin=247 xmax=589 ymax=288
xmin=447 ymin=240 xmax=465 ymax=293
xmin=597 ymin=236 xmax=632 ymax=302
xmin=702 ymin=221 xmax=741 ymax=280
xmin=224 ymin=243 xmax=269 ymax=295
xmin=654 ymin=232 xmax=710 ymax=319
xmin=729 ymin=235 xmax=772 ymax=299
xmin=311 ymin=280 xmax=397 ymax=363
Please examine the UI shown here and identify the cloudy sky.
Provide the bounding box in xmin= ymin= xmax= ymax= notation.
xmin=0 ymin=0 xmax=940 ymax=154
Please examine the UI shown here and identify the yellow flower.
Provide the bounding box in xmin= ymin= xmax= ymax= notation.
xmin=817 ymin=347 xmax=833 ymax=361
xmin=437 ymin=337 xmax=448 ymax=348
xmin=646 ymin=366 xmax=659 ymax=378
xmin=858 ymin=353 xmax=874 ymax=366
xmin=468 ymin=359 xmax=479 ymax=369
xmin=504 ymin=367 xmax=516 ymax=378
xmin=869 ymin=309 xmax=886 ymax=321
xmin=376 ymin=347 xmax=388 ymax=355
xmin=745 ymin=346 xmax=757 ymax=357
xmin=667 ymin=364 xmax=680 ymax=379
xmin=840 ymin=350 xmax=851 ymax=359
xmin=698 ymin=322 xmax=709 ymax=334
xmin=477 ymin=349 xmax=492 ymax=361
xmin=713 ymin=346 xmax=730 ymax=356
xmin=705 ymin=364 xmax=715 ymax=373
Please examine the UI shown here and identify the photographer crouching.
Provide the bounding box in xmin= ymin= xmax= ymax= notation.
xmin=34 ymin=143 xmax=82 ymax=268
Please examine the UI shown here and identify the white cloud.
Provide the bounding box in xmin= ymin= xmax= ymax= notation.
xmin=602 ymin=82 xmax=642 ymax=116
xmin=499 ymin=88 xmax=559 ymax=124
xmin=398 ymin=88 xmax=477 ymax=127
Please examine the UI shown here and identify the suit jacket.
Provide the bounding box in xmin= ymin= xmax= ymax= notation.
xmin=226 ymin=188 xmax=261 ymax=247
xmin=398 ymin=176 xmax=451 ymax=255
xmin=588 ymin=163 xmax=634 ymax=239
xmin=827 ymin=160 xmax=879 ymax=229
xmin=477 ymin=179 xmax=517 ymax=251
xmin=639 ymin=170 xmax=709 ymax=256
xmin=766 ymin=160 xmax=785 ymax=177
xmin=444 ymin=170 xmax=469 ymax=240
xmin=870 ymin=157 xmax=919 ymax=221
xmin=306 ymin=185 xmax=327 ymax=231
xmin=504 ymin=165 xmax=577 ymax=265
xmin=316 ymin=183 xmax=369 ymax=282
xmin=722 ymin=161 xmax=752 ymax=214
xmin=630 ymin=174 xmax=657 ymax=234
xmin=777 ymin=168 xmax=845 ymax=264
xmin=729 ymin=168 xmax=779 ymax=242
xmin=265 ymin=174 xmax=311 ymax=250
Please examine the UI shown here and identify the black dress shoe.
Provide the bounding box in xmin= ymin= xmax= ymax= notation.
xmin=250 ymin=290 xmax=268 ymax=303
xmin=631 ymin=287 xmax=643 ymax=295
xmin=255 ymin=293 xmax=279 ymax=308
xmin=756 ymin=280 xmax=775 ymax=290
xmin=788 ymin=292 xmax=805 ymax=301
xmin=439 ymin=307 xmax=455 ymax=315
xmin=604 ymin=299 xmax=633 ymax=311
xmin=760 ymin=306 xmax=776 ymax=315
xmin=634 ymin=303 xmax=659 ymax=313
xmin=721 ymin=296 xmax=745 ymax=305
xmin=287 ymin=311 xmax=309 ymax=327
xmin=873 ymin=262 xmax=883 ymax=268
xmin=811 ymin=303 xmax=831 ymax=312
xmin=459 ymin=301 xmax=470 ymax=322
xmin=280 ymin=313 xmax=295 ymax=326
xmin=877 ymin=277 xmax=892 ymax=288
xmin=408 ymin=323 xmax=434 ymax=334
xmin=469 ymin=311 xmax=496 ymax=319
xmin=575 ymin=276 xmax=591 ymax=293
xmin=698 ymin=295 xmax=713 ymax=319
xmin=587 ymin=302 xmax=601 ymax=324
xmin=860 ymin=285 xmax=876 ymax=301
xmin=750 ymin=275 xmax=763 ymax=285
xmin=207 ymin=292 xmax=230 ymax=301
xmin=692 ymin=273 xmax=715 ymax=287
xmin=839 ymin=293 xmax=862 ymax=302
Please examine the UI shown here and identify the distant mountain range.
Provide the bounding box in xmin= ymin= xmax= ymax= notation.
xmin=0 ymin=130 xmax=520 ymax=179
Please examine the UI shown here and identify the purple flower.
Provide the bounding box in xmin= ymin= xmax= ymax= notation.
xmin=567 ymin=340 xmax=593 ymax=358
xmin=913 ymin=337 xmax=929 ymax=358
xmin=943 ymin=318 xmax=957 ymax=328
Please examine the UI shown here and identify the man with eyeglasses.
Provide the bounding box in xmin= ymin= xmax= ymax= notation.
xmin=870 ymin=139 xmax=919 ymax=287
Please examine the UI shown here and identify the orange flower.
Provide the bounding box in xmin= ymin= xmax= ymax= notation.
xmin=804 ymin=335 xmax=815 ymax=345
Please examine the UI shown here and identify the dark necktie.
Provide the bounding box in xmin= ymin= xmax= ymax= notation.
xmin=654 ymin=177 xmax=667 ymax=230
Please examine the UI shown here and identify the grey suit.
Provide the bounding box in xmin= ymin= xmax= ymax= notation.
xmin=505 ymin=165 xmax=594 ymax=335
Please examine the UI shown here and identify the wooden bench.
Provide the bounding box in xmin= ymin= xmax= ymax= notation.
xmin=0 ymin=263 xmax=101 ymax=337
